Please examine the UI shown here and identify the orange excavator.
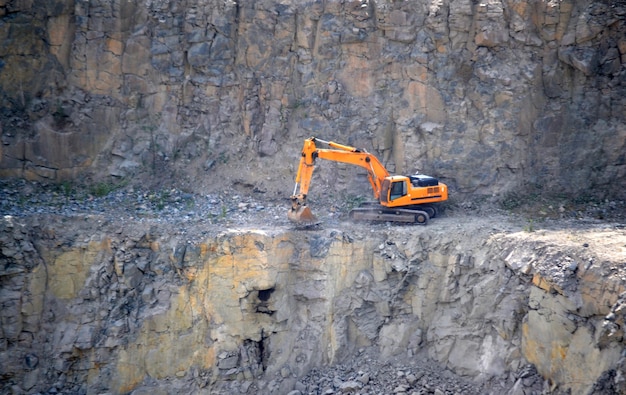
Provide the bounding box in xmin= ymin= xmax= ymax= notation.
xmin=288 ymin=137 xmax=448 ymax=225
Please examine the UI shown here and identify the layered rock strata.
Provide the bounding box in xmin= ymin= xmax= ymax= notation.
xmin=1 ymin=214 xmax=625 ymax=394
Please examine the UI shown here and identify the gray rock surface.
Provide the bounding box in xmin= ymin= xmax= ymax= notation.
xmin=0 ymin=0 xmax=624 ymax=203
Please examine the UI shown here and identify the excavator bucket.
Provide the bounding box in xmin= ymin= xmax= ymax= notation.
xmin=288 ymin=205 xmax=317 ymax=224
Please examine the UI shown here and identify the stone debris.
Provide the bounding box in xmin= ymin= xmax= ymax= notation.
xmin=294 ymin=349 xmax=493 ymax=395
xmin=0 ymin=179 xmax=296 ymax=240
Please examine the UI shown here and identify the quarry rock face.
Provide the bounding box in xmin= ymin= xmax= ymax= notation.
xmin=1 ymin=1 xmax=626 ymax=393
xmin=1 ymin=214 xmax=626 ymax=394
xmin=0 ymin=0 xmax=624 ymax=200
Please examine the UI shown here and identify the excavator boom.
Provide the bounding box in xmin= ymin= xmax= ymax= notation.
xmin=288 ymin=137 xmax=389 ymax=224
xmin=293 ymin=137 xmax=389 ymax=198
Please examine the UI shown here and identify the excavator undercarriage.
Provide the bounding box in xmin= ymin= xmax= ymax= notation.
xmin=348 ymin=202 xmax=438 ymax=225
xmin=349 ymin=207 xmax=430 ymax=224
xmin=289 ymin=194 xmax=438 ymax=226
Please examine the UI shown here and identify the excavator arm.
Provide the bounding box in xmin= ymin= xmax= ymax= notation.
xmin=289 ymin=137 xmax=390 ymax=224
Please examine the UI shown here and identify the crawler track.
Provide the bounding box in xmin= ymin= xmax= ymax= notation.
xmin=349 ymin=206 xmax=430 ymax=224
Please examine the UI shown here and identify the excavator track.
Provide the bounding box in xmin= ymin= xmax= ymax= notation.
xmin=348 ymin=207 xmax=430 ymax=225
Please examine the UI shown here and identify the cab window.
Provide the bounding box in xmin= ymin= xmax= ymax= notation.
xmin=389 ymin=181 xmax=406 ymax=200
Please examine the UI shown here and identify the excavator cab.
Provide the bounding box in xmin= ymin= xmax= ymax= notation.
xmin=381 ymin=175 xmax=446 ymax=210
xmin=380 ymin=178 xmax=408 ymax=203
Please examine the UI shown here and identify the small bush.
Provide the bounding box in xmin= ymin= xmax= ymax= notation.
xmin=57 ymin=181 xmax=74 ymax=197
xmin=88 ymin=179 xmax=128 ymax=197
xmin=346 ymin=195 xmax=366 ymax=211
xmin=524 ymin=219 xmax=534 ymax=232
xmin=500 ymin=193 xmax=523 ymax=211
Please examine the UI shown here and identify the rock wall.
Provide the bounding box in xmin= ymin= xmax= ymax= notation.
xmin=0 ymin=0 xmax=625 ymax=199
xmin=1 ymin=215 xmax=625 ymax=394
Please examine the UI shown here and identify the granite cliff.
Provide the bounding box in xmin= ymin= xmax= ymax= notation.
xmin=0 ymin=0 xmax=624 ymax=200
